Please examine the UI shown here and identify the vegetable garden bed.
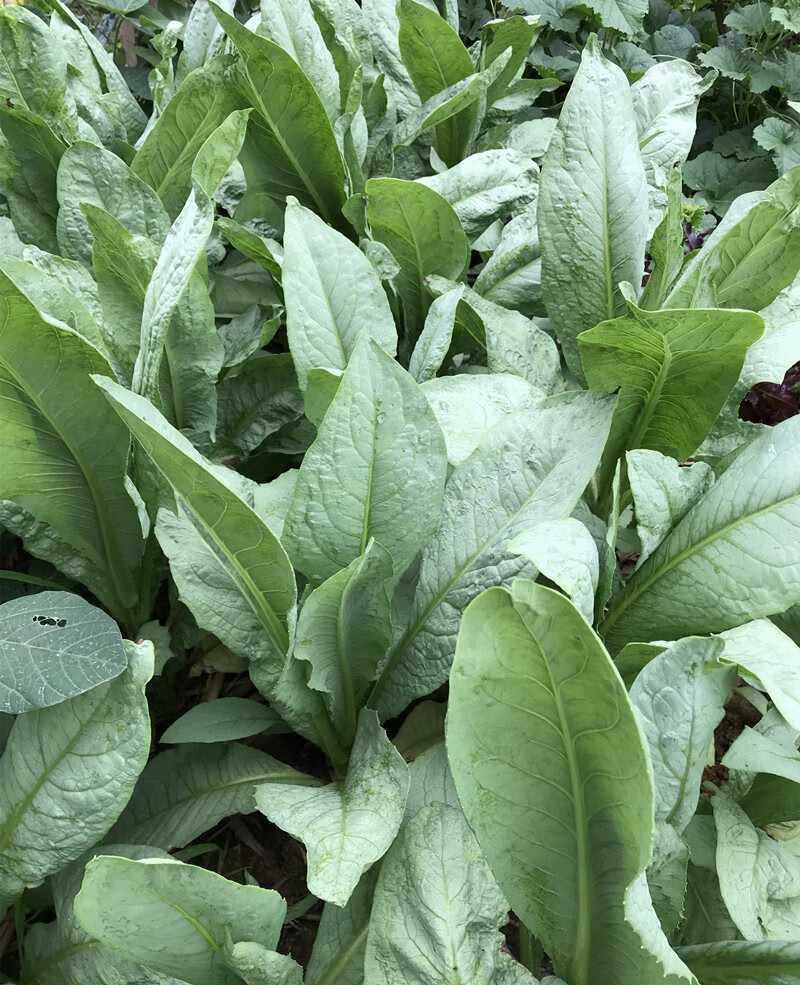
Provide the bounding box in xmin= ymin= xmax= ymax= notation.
xmin=0 ymin=0 xmax=800 ymax=982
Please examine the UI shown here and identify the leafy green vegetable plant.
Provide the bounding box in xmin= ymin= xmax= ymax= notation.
xmin=0 ymin=1 xmax=800 ymax=983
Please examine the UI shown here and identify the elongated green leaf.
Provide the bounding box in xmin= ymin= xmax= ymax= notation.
xmin=0 ymin=641 xmax=153 ymax=911
xmin=640 ymin=166 xmax=685 ymax=311
xmin=538 ymin=35 xmax=648 ymax=379
xmin=85 ymin=204 xmax=224 ymax=434
xmin=473 ymin=201 xmax=543 ymax=317
xmin=0 ymin=6 xmax=76 ymax=141
xmin=417 ymin=150 xmax=539 ymax=243
xmin=93 ymin=378 xmax=296 ymax=690
xmin=257 ymin=0 xmax=341 ymax=123
xmin=161 ymin=697 xmax=284 ymax=744
xmin=365 ymin=803 xmax=536 ymax=985
xmin=408 ymin=287 xmax=462 ymax=382
xmin=722 ymin=709 xmax=800 ymax=782
xmin=362 ymin=0 xmax=419 ymax=117
xmin=629 ymin=636 xmax=735 ymax=833
xmin=283 ymin=198 xmax=396 ymax=390
xmin=277 ymin=542 xmax=392 ymax=750
xmin=665 ymin=166 xmax=800 ymax=311
xmin=579 ymin=302 xmax=763 ymax=495
xmin=23 ymin=845 xmax=181 ymax=985
xmin=632 ymin=62 xmax=712 ymax=178
xmin=398 ymin=0 xmax=476 ymax=165
xmin=255 ymin=711 xmax=408 ymax=906
xmin=133 ymin=110 xmax=249 ymax=409
xmin=283 ymin=336 xmax=448 ymax=583
xmin=447 ymin=581 xmax=694 ymax=985
xmin=0 ymin=107 xmax=67 ymax=253
xmin=211 ymin=4 xmax=347 ymax=232
xmin=56 ymin=142 xmax=170 ymax=267
xmin=678 ymin=940 xmax=800 ymax=985
xmin=109 ymin=742 xmax=316 ymax=851
xmin=600 ymin=416 xmax=800 ymax=652
xmin=369 ymin=391 xmax=614 ymax=720
xmin=223 ymin=943 xmax=304 ymax=985
xmin=75 ymin=857 xmax=286 ymax=985
xmin=132 ymin=57 xmax=239 ymax=220
xmin=0 ymin=591 xmax=125 ymax=714
xmin=0 ymin=275 xmax=144 ymax=624
xmin=215 ymin=217 xmax=283 ymax=286
xmin=365 ymin=177 xmax=468 ymax=351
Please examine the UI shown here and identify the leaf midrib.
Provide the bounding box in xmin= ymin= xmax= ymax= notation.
xmin=601 ymin=486 xmax=800 ymax=638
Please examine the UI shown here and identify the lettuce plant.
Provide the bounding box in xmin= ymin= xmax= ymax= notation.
xmin=0 ymin=2 xmax=800 ymax=984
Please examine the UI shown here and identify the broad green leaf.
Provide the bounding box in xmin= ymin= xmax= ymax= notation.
xmin=369 ymin=390 xmax=615 ymax=720
xmin=283 ymin=336 xmax=448 ymax=583
xmin=0 ymin=6 xmax=76 ymax=141
xmin=756 ymin=118 xmax=800 ymax=174
xmin=0 ymin=107 xmax=67 ymax=253
xmin=629 ymin=636 xmax=735 ymax=833
xmin=84 ymin=204 xmax=224 ymax=434
xmin=720 ymin=620 xmax=800 ymax=730
xmin=447 ymin=581 xmax=693 ymax=985
xmin=75 ymin=857 xmax=286 ymax=985
xmin=408 ymin=287 xmax=463 ymax=382
xmin=255 ymin=710 xmax=408 ymax=906
xmin=473 ymin=201 xmax=543 ymax=317
xmin=678 ymin=940 xmax=800 ymax=985
xmin=398 ymin=0 xmax=477 ymax=166
xmin=678 ymin=863 xmax=741 ymax=948
xmin=0 ymin=252 xmax=106 ymax=354
xmin=256 ymin=0 xmax=341 ymax=123
xmin=109 ymin=742 xmax=317 ymax=851
xmin=538 ymin=36 xmax=648 ymax=379
xmin=0 ymin=275 xmax=144 ymax=625
xmin=211 ymin=4 xmax=348 ymax=233
xmin=283 ymin=198 xmax=397 ymax=390
xmin=365 ymin=177 xmax=469 ymax=352
xmin=394 ymin=707 xmax=447 ymax=764
xmin=600 ymin=416 xmax=800 ymax=651
xmin=632 ymin=62 xmax=713 ymax=177
xmin=665 ymin=166 xmax=800 ymax=310
xmin=22 ymin=844 xmax=182 ymax=985
xmin=93 ymin=378 xmax=296 ymax=690
xmin=305 ymin=866 xmax=379 ymax=985
xmin=46 ymin=0 xmax=146 ymax=142
xmin=0 ymin=641 xmax=153 ymax=911
xmin=478 ymin=15 xmax=539 ymax=106
xmin=722 ymin=710 xmax=800 ymax=783
xmin=403 ymin=741 xmax=459 ymax=820
xmin=56 ymin=142 xmax=170 ymax=268
xmin=0 ymin=591 xmax=125 ymax=714
xmin=648 ymin=820 xmax=690 ymax=936
xmin=161 ymin=697 xmax=284 ymax=744
xmin=579 ymin=302 xmax=763 ymax=495
xmin=215 ymin=217 xmax=283 ymax=286
xmin=417 ymin=149 xmax=539 ymax=242
xmin=422 ymin=373 xmax=544 ymax=467
xmin=132 ymin=57 xmax=239 ymax=220
xmin=133 ymin=110 xmax=249 ymax=409
xmin=579 ymin=0 xmax=646 ymax=33
xmin=364 ymin=803 xmax=537 ymax=985
xmin=713 ymin=788 xmax=800 ymax=940
xmin=509 ymin=517 xmax=599 ymax=622
xmin=740 ymin=772 xmax=800 ymax=827
xmin=276 ymin=542 xmax=392 ymax=750
xmin=627 ymin=451 xmax=714 ymax=566
xmin=362 ymin=0 xmax=419 ymax=117
xmin=222 ymin=943 xmax=304 ymax=985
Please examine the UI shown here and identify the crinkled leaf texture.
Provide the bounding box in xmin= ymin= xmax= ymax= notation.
xmin=93 ymin=376 xmax=296 ymax=694
xmin=74 ymin=856 xmax=286 ymax=985
xmin=364 ymin=803 xmax=537 ymax=985
xmin=255 ymin=710 xmax=408 ymax=906
xmin=601 ymin=416 xmax=800 ymax=651
xmin=538 ymin=35 xmax=648 ymax=379
xmin=447 ymin=581 xmax=696 ymax=985
xmin=369 ymin=390 xmax=614 ymax=720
